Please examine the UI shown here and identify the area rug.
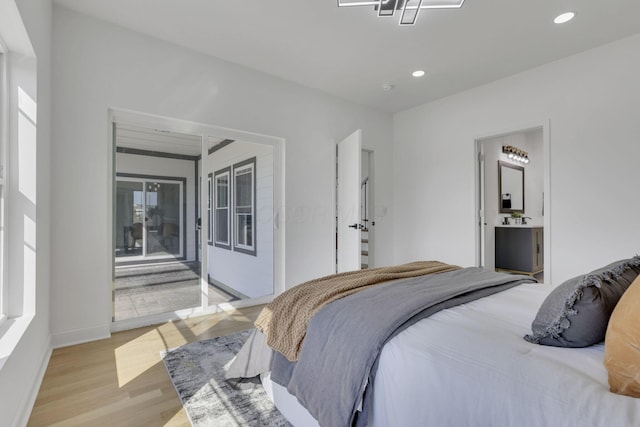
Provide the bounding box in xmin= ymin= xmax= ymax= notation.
xmin=162 ymin=329 xmax=292 ymax=427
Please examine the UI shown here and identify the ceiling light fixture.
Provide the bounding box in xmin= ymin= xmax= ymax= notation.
xmin=554 ymin=12 xmax=575 ymax=24
xmin=338 ymin=0 xmax=465 ymax=26
xmin=412 ymin=70 xmax=426 ymax=77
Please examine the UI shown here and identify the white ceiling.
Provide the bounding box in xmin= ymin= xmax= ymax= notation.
xmin=116 ymin=124 xmax=243 ymax=156
xmin=53 ymin=0 xmax=640 ymax=113
xmin=116 ymin=123 xmax=204 ymax=156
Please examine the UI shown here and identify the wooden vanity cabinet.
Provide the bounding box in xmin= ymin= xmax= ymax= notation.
xmin=495 ymin=226 xmax=543 ymax=275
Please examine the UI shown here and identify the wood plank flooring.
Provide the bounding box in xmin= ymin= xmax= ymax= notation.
xmin=28 ymin=305 xmax=264 ymax=427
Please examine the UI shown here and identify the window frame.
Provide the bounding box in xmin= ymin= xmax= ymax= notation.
xmin=207 ymin=173 xmax=213 ymax=245
xmin=0 ymin=47 xmax=7 ymax=326
xmin=232 ymin=157 xmax=257 ymax=256
xmin=213 ymin=167 xmax=231 ymax=250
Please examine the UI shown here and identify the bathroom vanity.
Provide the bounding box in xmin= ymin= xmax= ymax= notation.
xmin=495 ymin=226 xmax=543 ymax=276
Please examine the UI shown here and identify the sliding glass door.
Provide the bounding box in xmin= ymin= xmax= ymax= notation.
xmin=115 ymin=177 xmax=184 ymax=261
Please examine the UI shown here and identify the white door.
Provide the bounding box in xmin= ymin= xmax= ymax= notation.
xmin=337 ymin=129 xmax=362 ymax=273
xmin=478 ymin=144 xmax=486 ymax=268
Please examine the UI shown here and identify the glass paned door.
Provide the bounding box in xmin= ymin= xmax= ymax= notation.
xmin=115 ymin=177 xmax=183 ymax=261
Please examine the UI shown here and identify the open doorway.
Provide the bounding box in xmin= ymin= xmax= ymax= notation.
xmin=361 ymin=149 xmax=374 ymax=269
xmin=112 ymin=123 xmax=236 ymax=322
xmin=110 ymin=112 xmax=285 ymax=329
xmin=476 ymin=126 xmax=548 ymax=283
xmin=335 ymin=129 xmax=375 ymax=273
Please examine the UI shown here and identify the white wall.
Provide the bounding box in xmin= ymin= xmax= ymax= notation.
xmin=50 ymin=6 xmax=394 ymax=345
xmin=116 ymin=152 xmax=197 ymax=261
xmin=394 ymin=33 xmax=640 ymax=285
xmin=207 ymin=142 xmax=274 ymax=298
xmin=0 ymin=0 xmax=52 ymax=426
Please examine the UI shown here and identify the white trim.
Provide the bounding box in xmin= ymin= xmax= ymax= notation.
xmin=0 ymin=48 xmax=6 ymax=323
xmin=232 ymin=160 xmax=256 ymax=254
xmin=11 ymin=343 xmax=52 ymax=427
xmin=0 ymin=2 xmax=34 ymax=57
xmin=213 ymin=168 xmax=231 ymax=247
xmin=0 ymin=315 xmax=33 ymax=371
xmin=51 ymin=324 xmax=111 ymax=349
xmin=473 ymin=119 xmax=551 ymax=284
xmin=207 ymin=173 xmax=213 ymax=244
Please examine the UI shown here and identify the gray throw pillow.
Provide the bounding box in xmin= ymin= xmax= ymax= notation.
xmin=524 ymin=256 xmax=640 ymax=347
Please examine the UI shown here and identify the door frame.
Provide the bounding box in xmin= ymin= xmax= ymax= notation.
xmin=473 ymin=120 xmax=551 ymax=283
xmin=108 ymin=108 xmax=286 ymax=332
xmin=115 ymin=174 xmax=186 ymax=262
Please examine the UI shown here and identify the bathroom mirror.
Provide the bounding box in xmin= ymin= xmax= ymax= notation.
xmin=498 ymin=161 xmax=524 ymax=213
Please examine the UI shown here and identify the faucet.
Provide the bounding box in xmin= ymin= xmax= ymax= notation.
xmin=521 ymin=216 xmax=532 ymax=225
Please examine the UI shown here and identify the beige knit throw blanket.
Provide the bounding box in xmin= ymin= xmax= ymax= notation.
xmin=254 ymin=260 xmax=461 ymax=361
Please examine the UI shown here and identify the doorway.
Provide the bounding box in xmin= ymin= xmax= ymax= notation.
xmin=115 ymin=176 xmax=184 ymax=261
xmin=360 ymin=149 xmax=374 ymax=269
xmin=476 ymin=125 xmax=549 ymax=283
xmin=336 ymin=129 xmax=375 ymax=273
xmin=110 ymin=111 xmax=285 ymax=330
xmin=112 ymin=123 xmax=211 ymax=322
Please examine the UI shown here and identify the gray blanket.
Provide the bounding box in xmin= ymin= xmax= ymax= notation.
xmin=227 ymin=267 xmax=535 ymax=427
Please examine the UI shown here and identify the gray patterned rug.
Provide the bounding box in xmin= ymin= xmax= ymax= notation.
xmin=162 ymin=329 xmax=292 ymax=427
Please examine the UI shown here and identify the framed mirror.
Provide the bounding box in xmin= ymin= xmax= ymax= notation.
xmin=498 ymin=161 xmax=524 ymax=213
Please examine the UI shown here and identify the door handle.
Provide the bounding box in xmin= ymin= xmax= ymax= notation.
xmin=348 ymin=223 xmax=360 ymax=229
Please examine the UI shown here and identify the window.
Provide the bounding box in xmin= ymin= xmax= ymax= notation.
xmin=212 ymin=158 xmax=257 ymax=255
xmin=0 ymin=4 xmax=40 ymax=363
xmin=207 ymin=173 xmax=213 ymax=245
xmin=233 ymin=158 xmax=256 ymax=255
xmin=214 ymin=167 xmax=231 ymax=249
xmin=0 ymin=50 xmax=6 ymax=325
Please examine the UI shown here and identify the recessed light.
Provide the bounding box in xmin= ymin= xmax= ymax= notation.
xmin=554 ymin=12 xmax=575 ymax=24
xmin=412 ymin=70 xmax=426 ymax=78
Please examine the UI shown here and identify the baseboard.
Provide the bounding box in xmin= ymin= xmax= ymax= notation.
xmin=12 ymin=338 xmax=52 ymax=427
xmin=208 ymin=276 xmax=248 ymax=300
xmin=52 ymin=324 xmax=111 ymax=349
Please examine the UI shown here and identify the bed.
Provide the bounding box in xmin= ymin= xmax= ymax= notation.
xmin=226 ymin=259 xmax=640 ymax=427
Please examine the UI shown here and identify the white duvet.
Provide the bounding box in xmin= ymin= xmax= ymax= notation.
xmin=264 ymin=282 xmax=640 ymax=427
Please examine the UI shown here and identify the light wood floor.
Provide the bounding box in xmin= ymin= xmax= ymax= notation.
xmin=28 ymin=305 xmax=265 ymax=427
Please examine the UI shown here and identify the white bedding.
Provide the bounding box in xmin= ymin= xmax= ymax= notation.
xmin=263 ymin=282 xmax=640 ymax=427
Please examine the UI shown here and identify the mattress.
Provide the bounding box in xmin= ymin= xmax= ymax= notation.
xmin=262 ymin=282 xmax=640 ymax=427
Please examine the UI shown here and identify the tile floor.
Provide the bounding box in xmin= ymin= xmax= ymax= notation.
xmin=114 ymin=261 xmax=237 ymax=321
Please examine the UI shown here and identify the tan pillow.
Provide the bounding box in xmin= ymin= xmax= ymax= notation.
xmin=604 ymin=274 xmax=640 ymax=397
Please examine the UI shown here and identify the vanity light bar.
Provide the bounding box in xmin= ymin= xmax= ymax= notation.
xmin=502 ymin=145 xmax=529 ymax=164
